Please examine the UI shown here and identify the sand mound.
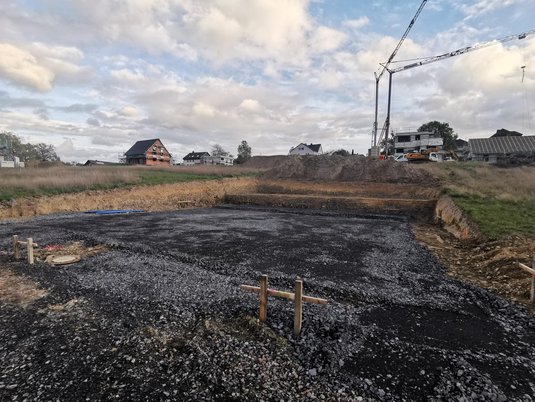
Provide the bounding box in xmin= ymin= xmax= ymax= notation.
xmin=262 ymin=155 xmax=437 ymax=183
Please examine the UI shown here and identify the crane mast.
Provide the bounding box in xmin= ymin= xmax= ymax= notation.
xmin=372 ymin=0 xmax=427 ymax=148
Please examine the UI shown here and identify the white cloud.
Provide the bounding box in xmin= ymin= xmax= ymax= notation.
xmin=118 ymin=106 xmax=140 ymax=118
xmin=343 ymin=17 xmax=369 ymax=30
xmin=0 ymin=44 xmax=55 ymax=92
xmin=457 ymin=0 xmax=525 ymax=19
xmin=239 ymin=99 xmax=262 ymax=112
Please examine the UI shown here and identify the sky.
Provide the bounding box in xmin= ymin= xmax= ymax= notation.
xmin=0 ymin=0 xmax=534 ymax=163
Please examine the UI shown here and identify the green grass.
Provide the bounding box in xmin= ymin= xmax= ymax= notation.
xmin=0 ymin=168 xmax=262 ymax=202
xmin=451 ymin=194 xmax=535 ymax=239
xmin=0 ymin=182 xmax=130 ymax=201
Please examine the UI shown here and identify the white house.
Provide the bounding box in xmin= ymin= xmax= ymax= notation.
xmin=201 ymin=154 xmax=234 ymax=166
xmin=393 ymin=131 xmax=442 ymax=157
xmin=289 ymin=143 xmax=323 ymax=156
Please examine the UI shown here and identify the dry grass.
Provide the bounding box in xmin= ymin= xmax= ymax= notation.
xmin=0 ymin=166 xmax=137 ymax=190
xmin=415 ymin=163 xmax=535 ymax=201
xmin=0 ymin=266 xmax=48 ymax=307
xmin=0 ymin=165 xmax=263 ymax=201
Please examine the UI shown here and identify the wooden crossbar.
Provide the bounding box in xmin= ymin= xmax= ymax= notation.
xmin=240 ymin=285 xmax=328 ymax=305
xmin=240 ymin=275 xmax=327 ymax=335
xmin=517 ymin=257 xmax=535 ymax=304
xmin=518 ymin=263 xmax=535 ymax=276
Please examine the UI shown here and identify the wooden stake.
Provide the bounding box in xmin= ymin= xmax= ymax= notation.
xmin=259 ymin=275 xmax=268 ymax=323
xmin=531 ymin=256 xmax=535 ymax=304
xmin=27 ymin=238 xmax=34 ymax=265
xmin=12 ymin=235 xmax=20 ymax=259
xmin=294 ymin=279 xmax=303 ymax=335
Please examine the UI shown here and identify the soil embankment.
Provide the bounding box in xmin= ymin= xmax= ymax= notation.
xmin=0 ymin=177 xmax=258 ymax=220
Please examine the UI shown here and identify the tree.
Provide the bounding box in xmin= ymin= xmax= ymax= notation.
xmin=235 ymin=140 xmax=252 ymax=164
xmin=331 ymin=149 xmax=350 ymax=156
xmin=211 ymin=144 xmax=227 ymax=156
xmin=34 ymin=143 xmax=60 ymax=161
xmin=0 ymin=131 xmax=60 ymax=161
xmin=417 ymin=121 xmax=458 ymax=151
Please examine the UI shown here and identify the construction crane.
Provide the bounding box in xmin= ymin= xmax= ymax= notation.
xmin=372 ymin=0 xmax=427 ymax=148
xmin=377 ymin=29 xmax=535 ymax=154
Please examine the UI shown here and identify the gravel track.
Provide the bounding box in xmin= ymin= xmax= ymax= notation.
xmin=1 ymin=206 xmax=534 ymax=401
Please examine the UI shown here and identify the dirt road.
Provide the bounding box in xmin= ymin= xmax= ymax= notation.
xmin=1 ymin=207 xmax=534 ymax=401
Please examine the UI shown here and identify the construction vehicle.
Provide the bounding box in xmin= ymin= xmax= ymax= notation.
xmin=405 ymin=148 xmax=457 ymax=163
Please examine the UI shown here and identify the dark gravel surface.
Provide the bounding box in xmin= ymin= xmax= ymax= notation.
xmin=1 ymin=206 xmax=534 ymax=401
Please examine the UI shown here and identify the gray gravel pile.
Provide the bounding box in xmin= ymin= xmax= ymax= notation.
xmin=1 ymin=207 xmax=534 ymax=401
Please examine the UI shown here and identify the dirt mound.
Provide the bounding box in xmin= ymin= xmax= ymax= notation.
xmin=262 ymin=155 xmax=437 ymax=183
xmin=242 ymin=155 xmax=288 ymax=169
xmin=413 ymin=224 xmax=535 ymax=313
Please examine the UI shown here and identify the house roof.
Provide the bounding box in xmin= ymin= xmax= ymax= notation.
xmin=469 ymin=135 xmax=535 ymax=155
xmin=292 ymin=143 xmax=322 ymax=153
xmin=84 ymin=160 xmax=118 ymax=166
xmin=183 ymin=151 xmax=210 ymax=160
xmin=491 ymin=128 xmax=523 ymax=138
xmin=125 ymin=139 xmax=162 ymax=156
xmin=307 ymin=143 xmax=322 ymax=152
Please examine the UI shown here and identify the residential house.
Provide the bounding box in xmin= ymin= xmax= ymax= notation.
xmin=183 ymin=151 xmax=210 ymax=165
xmin=393 ymin=131 xmax=442 ymax=157
xmin=125 ymin=139 xmax=171 ymax=166
xmin=289 ymin=143 xmax=323 ymax=155
xmin=201 ymin=154 xmax=234 ymax=166
xmin=469 ymin=135 xmax=535 ymax=162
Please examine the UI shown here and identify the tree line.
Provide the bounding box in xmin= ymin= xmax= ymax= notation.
xmin=0 ymin=131 xmax=60 ymax=162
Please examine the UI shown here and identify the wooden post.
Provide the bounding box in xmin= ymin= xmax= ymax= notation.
xmin=531 ymin=256 xmax=535 ymax=304
xmin=12 ymin=235 xmax=20 ymax=259
xmin=294 ymin=279 xmax=303 ymax=335
xmin=27 ymin=238 xmax=34 ymax=265
xmin=259 ymin=275 xmax=268 ymax=323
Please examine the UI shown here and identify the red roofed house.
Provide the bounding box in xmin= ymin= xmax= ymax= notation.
xmin=124 ymin=139 xmax=172 ymax=166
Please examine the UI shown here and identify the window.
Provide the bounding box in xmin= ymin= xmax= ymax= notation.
xmin=396 ymin=135 xmax=410 ymax=143
xmin=415 ymin=135 xmax=420 ymax=141
xmin=395 ymin=148 xmax=404 ymax=154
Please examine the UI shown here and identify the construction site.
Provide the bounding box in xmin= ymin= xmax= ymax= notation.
xmin=0 ymin=156 xmax=534 ymax=401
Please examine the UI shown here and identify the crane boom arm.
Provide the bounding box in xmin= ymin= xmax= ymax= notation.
xmin=376 ymin=0 xmax=427 ymax=82
xmin=388 ymin=29 xmax=535 ymax=74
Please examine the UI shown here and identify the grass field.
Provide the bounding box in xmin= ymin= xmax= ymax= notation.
xmin=417 ymin=163 xmax=535 ymax=239
xmin=0 ymin=165 xmax=262 ymax=201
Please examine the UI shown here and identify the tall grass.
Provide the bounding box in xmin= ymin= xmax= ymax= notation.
xmin=415 ymin=163 xmax=535 ymax=238
xmin=0 ymin=165 xmax=262 ymax=201
xmin=416 ymin=163 xmax=535 ymax=201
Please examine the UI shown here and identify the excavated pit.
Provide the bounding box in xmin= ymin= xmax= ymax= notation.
xmin=1 ymin=207 xmax=534 ymax=401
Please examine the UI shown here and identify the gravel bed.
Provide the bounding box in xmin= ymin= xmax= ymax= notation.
xmin=0 ymin=207 xmax=534 ymax=401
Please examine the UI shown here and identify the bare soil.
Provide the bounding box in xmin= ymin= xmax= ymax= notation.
xmin=0 ymin=266 xmax=48 ymax=307
xmin=412 ymin=223 xmax=535 ymax=314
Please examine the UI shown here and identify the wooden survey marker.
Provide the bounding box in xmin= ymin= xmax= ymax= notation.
xmin=517 ymin=256 xmax=535 ymax=304
xmin=12 ymin=235 xmax=39 ymax=265
xmin=240 ymin=275 xmax=328 ymax=335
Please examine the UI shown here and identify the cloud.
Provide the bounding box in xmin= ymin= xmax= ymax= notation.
xmin=0 ymin=43 xmax=55 ymax=91
xmin=239 ymin=99 xmax=262 ymax=112
xmin=118 ymin=106 xmax=140 ymax=118
xmin=59 ymin=103 xmax=98 ymax=113
xmin=342 ymin=17 xmax=369 ymax=30
xmin=86 ymin=117 xmax=101 ymax=127
xmin=456 ymin=0 xmax=525 ymax=19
